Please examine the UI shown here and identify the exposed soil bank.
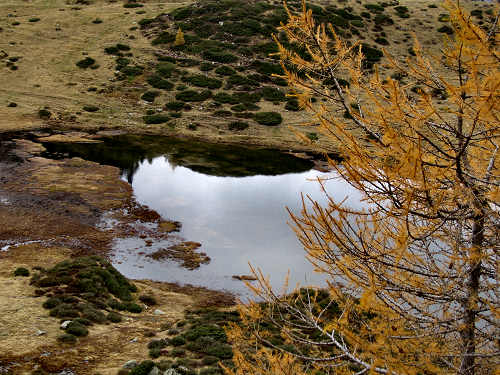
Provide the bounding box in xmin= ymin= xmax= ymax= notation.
xmin=0 ymin=137 xmax=234 ymax=374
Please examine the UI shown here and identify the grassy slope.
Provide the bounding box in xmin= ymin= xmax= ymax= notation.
xmin=0 ymin=0 xmax=495 ymax=152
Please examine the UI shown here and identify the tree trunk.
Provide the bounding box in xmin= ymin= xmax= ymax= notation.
xmin=459 ymin=215 xmax=483 ymax=375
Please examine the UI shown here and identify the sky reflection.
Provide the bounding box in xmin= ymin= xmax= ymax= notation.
xmin=113 ymin=156 xmax=364 ymax=297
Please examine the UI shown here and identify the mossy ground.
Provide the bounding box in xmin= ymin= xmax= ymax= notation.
xmin=1 ymin=0 xmax=493 ymax=152
xmin=0 ymin=139 xmax=234 ymax=374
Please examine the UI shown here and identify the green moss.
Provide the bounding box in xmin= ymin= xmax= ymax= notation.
xmin=254 ymin=112 xmax=282 ymax=126
xmin=14 ymin=267 xmax=30 ymax=277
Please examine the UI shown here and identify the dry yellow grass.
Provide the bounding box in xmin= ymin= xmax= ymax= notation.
xmin=1 ymin=0 xmax=493 ymax=151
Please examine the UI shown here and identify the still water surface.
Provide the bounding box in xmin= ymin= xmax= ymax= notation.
xmin=42 ymin=136 xmax=363 ymax=296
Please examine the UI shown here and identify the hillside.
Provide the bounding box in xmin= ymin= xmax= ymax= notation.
xmin=0 ymin=0 xmax=496 ymax=151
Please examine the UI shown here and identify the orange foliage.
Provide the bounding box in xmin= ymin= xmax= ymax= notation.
xmin=225 ymin=1 xmax=499 ymax=375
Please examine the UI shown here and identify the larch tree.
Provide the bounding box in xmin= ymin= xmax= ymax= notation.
xmin=174 ymin=27 xmax=185 ymax=47
xmin=224 ymin=1 xmax=499 ymax=375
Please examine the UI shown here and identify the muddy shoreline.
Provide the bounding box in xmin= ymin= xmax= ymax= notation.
xmin=0 ymin=133 xmax=237 ymax=374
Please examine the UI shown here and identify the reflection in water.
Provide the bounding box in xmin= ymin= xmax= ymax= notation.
xmin=41 ymin=135 xmax=363 ymax=296
xmin=117 ymin=156 xmax=363 ymax=296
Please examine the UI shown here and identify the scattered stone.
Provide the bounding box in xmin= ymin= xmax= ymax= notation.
xmin=149 ymin=367 xmax=160 ymax=375
xmin=36 ymin=329 xmax=46 ymax=336
xmin=123 ymin=360 xmax=138 ymax=369
xmin=60 ymin=321 xmax=72 ymax=329
xmin=130 ymin=337 xmax=138 ymax=343
xmin=153 ymin=309 xmax=165 ymax=315
xmin=163 ymin=369 xmax=180 ymax=375
xmin=232 ymin=275 xmax=258 ymax=281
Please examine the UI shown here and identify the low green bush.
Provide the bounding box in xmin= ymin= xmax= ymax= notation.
xmin=14 ymin=267 xmax=30 ymax=277
xmin=58 ymin=333 xmax=77 ymax=343
xmin=129 ymin=360 xmax=155 ymax=375
xmin=120 ymin=65 xmax=144 ymax=77
xmin=147 ymin=75 xmax=174 ymax=90
xmin=213 ymin=92 xmax=238 ymax=104
xmin=254 ymin=112 xmax=282 ymax=126
xmin=215 ymin=65 xmax=236 ymax=76
xmin=437 ymin=25 xmax=453 ymax=34
xmin=123 ymin=2 xmax=143 ymax=8
xmin=42 ymin=297 xmax=61 ymax=309
xmin=260 ymin=86 xmax=286 ymax=102
xmin=228 ymin=121 xmax=249 ymax=131
xmin=170 ymin=335 xmax=186 ymax=346
xmin=143 ymin=114 xmax=170 ymax=124
xmin=202 ymin=50 xmax=238 ymax=63
xmin=83 ymin=105 xmax=99 ymax=112
xmin=104 ymin=46 xmax=120 ymax=55
xmin=183 ymin=75 xmax=223 ymax=89
xmin=350 ymin=19 xmax=364 ymax=28
xmin=176 ymin=89 xmax=212 ymax=102
xmin=65 ymin=321 xmax=89 ymax=337
xmin=165 ymin=101 xmax=185 ymax=111
xmin=156 ymin=62 xmax=176 ymax=78
xmin=28 ymin=17 xmax=40 ymax=22
xmin=375 ymin=37 xmax=389 ymax=45
xmin=285 ymin=98 xmax=300 ymax=111
xmin=76 ymin=57 xmax=96 ymax=69
xmin=81 ymin=307 xmax=107 ymax=323
xmin=152 ymin=31 xmax=176 ymax=45
xmin=213 ymin=110 xmax=232 ymax=117
xmin=200 ymin=62 xmax=215 ymax=71
xmin=374 ymin=14 xmax=394 ymax=25
xmin=107 ymin=311 xmax=122 ymax=323
xmin=141 ymin=91 xmax=160 ymax=103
